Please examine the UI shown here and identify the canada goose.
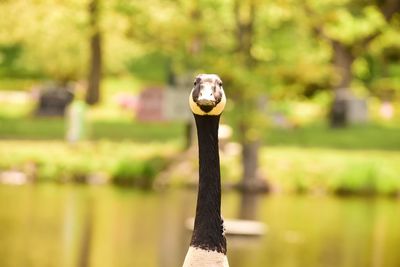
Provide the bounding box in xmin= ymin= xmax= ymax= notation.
xmin=183 ymin=74 xmax=229 ymax=267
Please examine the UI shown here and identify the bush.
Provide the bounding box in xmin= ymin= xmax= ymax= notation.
xmin=112 ymin=156 xmax=168 ymax=189
xmin=261 ymin=147 xmax=400 ymax=196
xmin=333 ymin=163 xmax=400 ymax=196
xmin=0 ymin=140 xmax=177 ymax=187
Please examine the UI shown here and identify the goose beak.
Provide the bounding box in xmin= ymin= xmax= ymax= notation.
xmin=197 ymin=85 xmax=216 ymax=109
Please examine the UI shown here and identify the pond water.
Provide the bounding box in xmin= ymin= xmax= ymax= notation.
xmin=0 ymin=185 xmax=399 ymax=267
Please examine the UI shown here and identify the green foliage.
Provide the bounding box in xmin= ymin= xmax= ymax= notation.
xmin=324 ymin=6 xmax=385 ymax=44
xmin=0 ymin=137 xmax=399 ymax=195
xmin=261 ymin=147 xmax=400 ymax=196
xmin=0 ymin=44 xmax=24 ymax=77
xmin=0 ymin=0 xmax=398 ymax=99
xmin=333 ymin=162 xmax=400 ymax=196
xmin=125 ymin=52 xmax=170 ymax=83
xmin=0 ymin=140 xmax=177 ymax=187
xmin=112 ymin=156 xmax=168 ymax=189
xmin=336 ymin=164 xmax=382 ymax=195
xmin=0 ymin=0 xmax=88 ymax=81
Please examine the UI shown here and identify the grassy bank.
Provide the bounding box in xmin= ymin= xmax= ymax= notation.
xmin=0 ymin=140 xmax=179 ymax=187
xmin=260 ymin=147 xmax=400 ymax=196
xmin=1 ymin=141 xmax=399 ymax=196
xmin=1 ymin=85 xmax=399 ymax=195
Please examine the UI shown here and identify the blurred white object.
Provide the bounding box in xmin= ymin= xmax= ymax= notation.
xmin=185 ymin=217 xmax=267 ymax=236
xmin=218 ymin=124 xmax=233 ymax=152
xmin=218 ymin=124 xmax=232 ymax=140
xmin=380 ymin=101 xmax=394 ymax=120
xmin=66 ymin=100 xmax=87 ymax=143
xmin=0 ymin=171 xmax=28 ymax=185
xmin=0 ymin=91 xmax=30 ymax=104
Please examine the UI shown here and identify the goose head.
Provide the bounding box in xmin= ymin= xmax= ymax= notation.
xmin=189 ymin=74 xmax=226 ymax=116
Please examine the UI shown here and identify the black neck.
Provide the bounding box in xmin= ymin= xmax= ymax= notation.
xmin=190 ymin=114 xmax=227 ymax=254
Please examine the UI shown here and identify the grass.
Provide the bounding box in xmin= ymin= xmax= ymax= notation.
xmin=264 ymin=123 xmax=400 ymax=150
xmin=259 ymin=147 xmax=400 ymax=196
xmin=0 ymin=117 xmax=185 ymax=142
xmin=1 ymin=115 xmax=400 ymax=150
xmin=0 ymin=140 xmax=178 ymax=186
xmin=0 ymin=75 xmax=185 ymax=142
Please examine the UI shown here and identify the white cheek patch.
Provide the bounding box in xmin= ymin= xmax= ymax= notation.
xmin=183 ymin=246 xmax=229 ymax=267
xmin=189 ymin=89 xmax=226 ymax=116
xmin=210 ymin=90 xmax=226 ymax=115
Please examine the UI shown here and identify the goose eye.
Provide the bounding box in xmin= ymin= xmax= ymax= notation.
xmin=218 ymin=81 xmax=223 ymax=87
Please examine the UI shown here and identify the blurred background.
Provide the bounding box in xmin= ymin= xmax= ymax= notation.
xmin=0 ymin=0 xmax=399 ymax=266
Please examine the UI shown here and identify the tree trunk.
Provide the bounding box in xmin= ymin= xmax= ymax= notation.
xmin=329 ymin=41 xmax=354 ymax=127
xmin=379 ymin=0 xmax=400 ymax=21
xmin=86 ymin=0 xmax=102 ymax=105
xmin=234 ymin=0 xmax=269 ymax=192
xmin=241 ymin=138 xmax=265 ymax=190
xmin=242 ymin=137 xmax=259 ymax=183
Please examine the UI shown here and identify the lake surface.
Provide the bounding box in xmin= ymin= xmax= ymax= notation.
xmin=0 ymin=184 xmax=399 ymax=267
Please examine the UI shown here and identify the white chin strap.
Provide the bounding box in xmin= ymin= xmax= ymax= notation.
xmin=189 ymin=89 xmax=226 ymax=116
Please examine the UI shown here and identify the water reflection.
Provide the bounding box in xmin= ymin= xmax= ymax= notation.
xmin=238 ymin=192 xmax=262 ymax=221
xmin=78 ymin=197 xmax=94 ymax=267
xmin=0 ymin=185 xmax=399 ymax=267
xmin=229 ymin=192 xmax=264 ymax=267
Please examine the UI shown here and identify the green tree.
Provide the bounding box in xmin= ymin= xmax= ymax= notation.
xmin=130 ymin=0 xmax=328 ymax=191
xmin=207 ymin=0 xmax=329 ymax=191
xmin=230 ymin=0 xmax=269 ymax=191
xmin=302 ymin=0 xmax=400 ymax=126
xmin=0 ymin=0 xmax=88 ymax=81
